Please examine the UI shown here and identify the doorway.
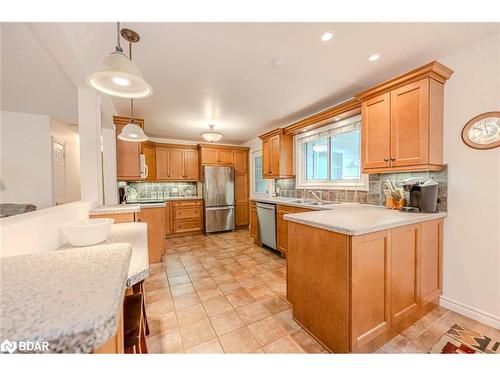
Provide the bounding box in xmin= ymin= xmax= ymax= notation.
xmin=52 ymin=137 xmax=66 ymax=205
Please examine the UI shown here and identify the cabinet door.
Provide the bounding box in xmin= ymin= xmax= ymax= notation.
xmin=218 ymin=148 xmax=234 ymax=165
xmin=116 ymin=123 xmax=141 ymax=180
xmin=361 ymin=93 xmax=391 ymax=170
xmin=235 ymin=202 xmax=249 ymax=226
xmin=141 ymin=143 xmax=156 ymax=181
xmin=169 ymin=148 xmax=185 ymax=180
xmin=270 ymin=135 xmax=280 ymax=176
xmin=138 ymin=207 xmax=166 ymax=264
xmin=184 ymin=149 xmax=200 ymax=180
xmin=234 ymin=150 xmax=248 ymax=173
xmin=164 ymin=203 xmax=172 ymax=235
xmin=276 ymin=211 xmax=288 ymax=254
xmin=155 ymin=148 xmax=170 ymax=180
xmin=262 ymin=139 xmax=271 ymax=177
xmin=390 ymin=79 xmax=429 ymax=167
xmin=390 ymin=224 xmax=419 ymax=323
xmin=201 ymin=147 xmax=219 ymax=164
xmin=419 ymin=219 xmax=442 ymax=307
xmin=250 ymin=202 xmax=258 ymax=240
xmin=351 ymin=230 xmax=391 ymax=350
xmin=234 ymin=174 xmax=248 ymax=204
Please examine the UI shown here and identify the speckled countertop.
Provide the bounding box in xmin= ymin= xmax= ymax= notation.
xmin=284 ymin=204 xmax=447 ymax=235
xmin=0 ymin=244 xmax=131 ymax=353
xmin=59 ymin=222 xmax=149 ymax=287
xmin=90 ymin=204 xmax=140 ymax=215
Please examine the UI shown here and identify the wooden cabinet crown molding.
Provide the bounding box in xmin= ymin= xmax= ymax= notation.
xmin=259 ymin=128 xmax=284 ymax=140
xmin=198 ymin=143 xmax=250 ymax=151
xmin=155 ymin=143 xmax=199 ymax=150
xmin=354 ymin=61 xmax=454 ymax=101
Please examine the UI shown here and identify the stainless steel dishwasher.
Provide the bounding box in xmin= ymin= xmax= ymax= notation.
xmin=256 ymin=202 xmax=276 ymax=250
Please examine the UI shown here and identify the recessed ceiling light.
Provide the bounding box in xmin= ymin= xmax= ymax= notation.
xmin=272 ymin=57 xmax=284 ymax=68
xmin=334 ymin=117 xmax=341 ymax=121
xmin=321 ymin=32 xmax=333 ymax=42
xmin=368 ymin=54 xmax=380 ymax=62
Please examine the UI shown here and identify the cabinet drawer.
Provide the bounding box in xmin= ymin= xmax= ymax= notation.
xmin=174 ymin=206 xmax=202 ymax=220
xmin=173 ymin=200 xmax=202 ymax=207
xmin=174 ymin=219 xmax=202 ymax=233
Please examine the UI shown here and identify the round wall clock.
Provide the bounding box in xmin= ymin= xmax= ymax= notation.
xmin=461 ymin=112 xmax=500 ymax=150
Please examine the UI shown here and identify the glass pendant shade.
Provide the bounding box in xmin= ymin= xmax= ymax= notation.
xmin=87 ymin=52 xmax=153 ymax=99
xmin=117 ymin=122 xmax=148 ymax=142
xmin=201 ymin=125 xmax=223 ymax=142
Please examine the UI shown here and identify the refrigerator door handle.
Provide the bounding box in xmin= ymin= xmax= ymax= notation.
xmin=205 ymin=206 xmax=234 ymax=211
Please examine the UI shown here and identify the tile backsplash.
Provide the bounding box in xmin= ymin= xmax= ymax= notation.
xmin=274 ymin=166 xmax=448 ymax=212
xmin=120 ymin=181 xmax=200 ymax=200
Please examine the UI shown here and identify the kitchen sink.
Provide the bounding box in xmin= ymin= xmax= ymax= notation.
xmin=289 ymin=199 xmax=332 ymax=206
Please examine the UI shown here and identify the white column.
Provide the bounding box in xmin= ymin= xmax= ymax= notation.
xmin=78 ymin=89 xmax=102 ymax=205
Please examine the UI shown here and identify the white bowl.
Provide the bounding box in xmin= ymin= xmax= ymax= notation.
xmin=61 ymin=218 xmax=114 ymax=246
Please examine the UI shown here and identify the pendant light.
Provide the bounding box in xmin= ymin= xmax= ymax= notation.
xmin=201 ymin=124 xmax=223 ymax=143
xmin=117 ymin=29 xmax=148 ymax=142
xmin=87 ymin=22 xmax=152 ymax=98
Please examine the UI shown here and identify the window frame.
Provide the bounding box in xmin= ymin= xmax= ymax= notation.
xmin=295 ymin=114 xmax=368 ymax=191
xmin=250 ymin=150 xmax=268 ymax=198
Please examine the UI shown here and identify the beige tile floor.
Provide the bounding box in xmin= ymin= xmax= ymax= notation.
xmin=144 ymin=230 xmax=500 ymax=354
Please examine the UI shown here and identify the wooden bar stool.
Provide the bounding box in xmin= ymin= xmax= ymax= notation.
xmin=123 ymin=292 xmax=143 ymax=353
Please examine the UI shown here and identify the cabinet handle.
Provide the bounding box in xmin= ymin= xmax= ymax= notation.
xmin=384 ymin=158 xmax=389 ymax=162
xmin=390 ymin=157 xmax=396 ymax=161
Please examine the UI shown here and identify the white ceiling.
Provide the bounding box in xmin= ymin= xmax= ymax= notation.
xmin=5 ymin=23 xmax=500 ymax=144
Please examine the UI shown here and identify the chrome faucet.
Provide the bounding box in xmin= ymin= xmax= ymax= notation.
xmin=311 ymin=190 xmax=323 ymax=204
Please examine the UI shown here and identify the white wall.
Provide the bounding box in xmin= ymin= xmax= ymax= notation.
xmin=0 ymin=201 xmax=92 ymax=257
xmin=439 ymin=34 xmax=500 ymax=328
xmin=49 ymin=118 xmax=81 ymax=203
xmin=0 ymin=111 xmax=53 ymax=209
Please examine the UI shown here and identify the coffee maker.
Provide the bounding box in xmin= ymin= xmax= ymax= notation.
xmin=400 ymin=177 xmax=439 ymax=213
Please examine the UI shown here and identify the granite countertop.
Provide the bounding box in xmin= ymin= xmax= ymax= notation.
xmin=127 ymin=196 xmax=203 ymax=204
xmin=90 ymin=204 xmax=141 ymax=215
xmin=284 ymin=204 xmax=447 ymax=235
xmin=59 ymin=222 xmax=149 ymax=287
xmin=0 ymin=244 xmax=131 ymax=353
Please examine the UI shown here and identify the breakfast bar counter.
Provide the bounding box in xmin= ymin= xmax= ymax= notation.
xmin=0 ymin=244 xmax=132 ymax=353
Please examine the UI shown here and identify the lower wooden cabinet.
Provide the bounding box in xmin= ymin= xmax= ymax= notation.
xmin=164 ymin=202 xmax=172 ymax=235
xmin=168 ymin=200 xmax=203 ymax=236
xmin=138 ymin=207 xmax=166 ymax=264
xmin=276 ymin=204 xmax=313 ymax=254
xmin=287 ymin=218 xmax=444 ymax=353
xmin=250 ymin=201 xmax=258 ymax=242
xmin=235 ymin=202 xmax=249 ymax=227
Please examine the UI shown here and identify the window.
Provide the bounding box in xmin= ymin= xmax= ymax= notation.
xmin=251 ymin=151 xmax=267 ymax=196
xmin=295 ymin=114 xmax=368 ymax=190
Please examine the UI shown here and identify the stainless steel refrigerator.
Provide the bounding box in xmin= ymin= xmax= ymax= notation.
xmin=203 ymin=166 xmax=235 ymax=234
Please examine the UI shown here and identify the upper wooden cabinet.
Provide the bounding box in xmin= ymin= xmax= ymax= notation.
xmin=356 ymin=61 xmax=453 ymax=173
xmin=140 ymin=141 xmax=156 ymax=181
xmin=155 ymin=144 xmax=200 ymax=181
xmin=259 ymin=129 xmax=294 ymax=179
xmin=199 ymin=145 xmax=235 ymax=166
xmin=114 ymin=116 xmax=144 ymax=181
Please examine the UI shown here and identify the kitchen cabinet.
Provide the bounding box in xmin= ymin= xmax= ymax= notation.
xmin=199 ymin=145 xmax=235 ymax=166
xmin=155 ymin=144 xmax=200 ymax=181
xmin=164 ymin=202 xmax=173 ymax=235
xmin=357 ymin=62 xmax=453 ymax=173
xmin=138 ymin=206 xmax=166 ymax=264
xmin=170 ymin=200 xmax=203 ymax=236
xmin=141 ymin=142 xmax=156 ymax=181
xmin=276 ymin=204 xmax=313 ymax=255
xmin=287 ymin=218 xmax=444 ymax=353
xmin=114 ymin=116 xmax=145 ymax=181
xmin=235 ymin=149 xmax=249 ymax=227
xmin=250 ymin=201 xmax=259 ymax=242
xmin=259 ymin=129 xmax=294 ymax=179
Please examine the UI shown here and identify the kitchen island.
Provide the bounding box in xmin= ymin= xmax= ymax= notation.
xmin=284 ymin=204 xmax=446 ymax=353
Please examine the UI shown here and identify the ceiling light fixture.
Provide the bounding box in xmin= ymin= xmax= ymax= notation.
xmin=87 ymin=22 xmax=153 ymax=98
xmin=117 ymin=29 xmax=148 ymax=142
xmin=368 ymin=54 xmax=380 ymax=62
xmin=201 ymin=124 xmax=223 ymax=143
xmin=321 ymin=32 xmax=333 ymax=42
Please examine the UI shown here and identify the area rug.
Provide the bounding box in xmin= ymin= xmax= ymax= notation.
xmin=429 ymin=324 xmax=500 ymax=354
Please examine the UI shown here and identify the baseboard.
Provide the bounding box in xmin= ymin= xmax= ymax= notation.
xmin=439 ymin=295 xmax=500 ymax=329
